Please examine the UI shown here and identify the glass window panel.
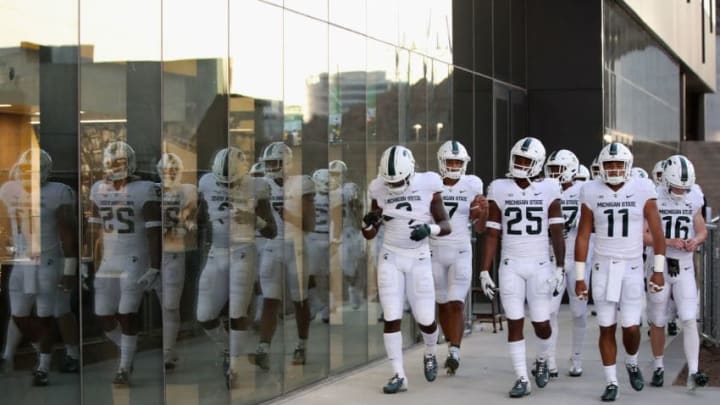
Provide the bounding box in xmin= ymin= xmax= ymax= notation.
xmin=0 ymin=1 xmax=80 ymax=404
xmin=282 ymin=9 xmax=330 ymax=392
xmin=327 ymin=25 xmax=368 ymax=373
xmin=229 ymin=1 xmax=284 ymax=403
xmin=285 ymin=0 xmax=328 ymax=21
xmin=162 ymin=1 xmax=231 ymax=405
xmin=493 ymin=0 xmax=511 ymax=82
xmin=367 ymin=0 xmax=399 ymax=45
xmin=79 ymin=1 xmax=164 ymax=403
xmin=329 ymin=0 xmax=365 ymax=34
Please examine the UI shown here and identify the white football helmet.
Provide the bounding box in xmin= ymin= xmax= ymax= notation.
xmin=103 ymin=141 xmax=136 ymax=181
xmin=250 ymin=161 xmax=265 ymax=177
xmin=630 ymin=167 xmax=648 ymax=179
xmin=378 ymin=145 xmax=415 ymax=194
xmin=651 ymin=160 xmax=665 ymax=186
xmin=437 ymin=140 xmax=471 ymax=179
xmin=590 ymin=157 xmax=601 ymax=179
xmin=575 ymin=164 xmax=590 ymax=181
xmin=328 ymin=159 xmax=347 ymax=191
xmin=261 ymin=142 xmax=293 ymax=179
xmin=157 ymin=152 xmax=184 ymax=189
xmin=508 ymin=137 xmax=545 ymax=179
xmin=312 ymin=169 xmax=330 ymax=194
xmin=663 ymin=155 xmax=695 ymax=202
xmin=212 ymin=147 xmax=249 ymax=183
xmin=544 ymin=149 xmax=579 ymax=183
xmin=597 ymin=142 xmax=633 ymax=185
xmin=13 ymin=148 xmax=53 ymax=187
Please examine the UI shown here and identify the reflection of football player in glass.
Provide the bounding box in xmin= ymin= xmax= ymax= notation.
xmin=430 ymin=141 xmax=486 ymax=376
xmin=0 ymin=148 xmax=79 ymax=386
xmin=328 ymin=160 xmax=364 ymax=310
xmin=543 ymin=150 xmax=589 ymax=378
xmin=155 ymin=153 xmax=198 ymax=370
xmin=195 ymin=147 xmax=276 ymax=389
xmin=645 ymin=155 xmax=708 ymax=391
xmin=574 ymin=142 xmax=666 ymax=401
xmin=251 ymin=142 xmax=315 ymax=370
xmin=89 ymin=141 xmax=162 ymax=387
xmin=480 ymin=137 xmax=566 ymax=397
xmin=362 ymin=145 xmax=451 ymax=394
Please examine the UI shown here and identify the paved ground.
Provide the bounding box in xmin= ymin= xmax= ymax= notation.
xmin=269 ymin=306 xmax=720 ymax=405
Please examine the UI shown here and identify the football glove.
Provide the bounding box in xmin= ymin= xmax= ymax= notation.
xmin=479 ymin=271 xmax=497 ymax=300
xmin=137 ymin=267 xmax=160 ymax=291
xmin=362 ymin=211 xmax=382 ymax=229
xmin=409 ymin=224 xmax=431 ymax=241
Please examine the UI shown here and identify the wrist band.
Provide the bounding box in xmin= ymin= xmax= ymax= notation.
xmin=549 ymin=217 xmax=564 ymax=225
xmin=429 ymin=224 xmax=441 ymax=236
xmin=575 ymin=261 xmax=586 ymax=281
xmin=653 ymin=254 xmax=665 ymax=273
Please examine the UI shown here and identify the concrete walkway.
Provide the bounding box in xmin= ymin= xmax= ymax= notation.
xmin=269 ymin=306 xmax=720 ymax=404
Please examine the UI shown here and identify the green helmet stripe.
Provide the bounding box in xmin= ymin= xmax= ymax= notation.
xmin=388 ymin=146 xmax=397 ymax=176
xmin=680 ymin=157 xmax=688 ymax=182
xmin=609 ymin=143 xmax=618 ymax=155
xmin=521 ymin=138 xmax=532 ymax=152
xmin=451 ymin=140 xmax=459 ymax=155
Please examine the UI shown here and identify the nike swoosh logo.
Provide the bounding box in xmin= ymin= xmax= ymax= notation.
xmin=539 ymin=261 xmax=546 ymax=265
xmin=534 ymin=192 xmax=542 ymax=196
xmin=459 ymin=190 xmax=466 ymax=193
xmin=459 ymin=250 xmax=467 ymax=254
xmin=626 ymin=194 xmax=634 ymax=198
xmin=411 ymin=190 xmax=419 ymax=193
xmin=569 ymin=194 xmax=577 ymax=198
xmin=611 ymin=260 xmax=619 ymax=264
xmin=631 ymin=266 xmax=639 ymax=270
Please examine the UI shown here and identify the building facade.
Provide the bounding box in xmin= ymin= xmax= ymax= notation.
xmin=0 ymin=1 xmax=715 ymax=404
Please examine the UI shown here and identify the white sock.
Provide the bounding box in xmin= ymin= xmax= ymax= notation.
xmin=508 ymin=340 xmax=528 ymax=381
xmin=119 ymin=334 xmax=138 ymax=370
xmin=203 ymin=324 xmax=228 ymax=351
xmin=449 ymin=345 xmax=460 ymax=359
xmin=548 ymin=312 xmax=558 ymax=370
xmin=66 ymin=344 xmax=80 ymax=360
xmin=38 ymin=353 xmax=52 ymax=372
xmin=105 ymin=325 xmax=122 ymax=347
xmin=421 ymin=326 xmax=438 ymax=356
xmin=536 ymin=336 xmax=551 ymax=361
xmin=297 ymin=338 xmax=307 ymax=350
xmin=3 ymin=319 xmax=22 ymax=359
xmin=384 ymin=331 xmax=405 ymax=379
xmin=572 ymin=315 xmax=587 ymax=361
xmin=163 ymin=308 xmax=181 ymax=356
xmin=653 ymin=356 xmax=664 ymax=369
xmin=229 ymin=329 xmax=249 ymax=358
xmin=604 ymin=364 xmax=618 ymax=385
xmin=682 ymin=319 xmax=700 ymax=374
xmin=625 ymin=352 xmax=639 ymax=366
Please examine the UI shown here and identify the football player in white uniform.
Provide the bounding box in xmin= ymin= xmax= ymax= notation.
xmin=575 ymin=164 xmax=591 ymax=182
xmin=543 ymin=149 xmax=592 ymax=378
xmin=651 ymin=160 xmax=665 ymax=186
xmin=430 ymin=140 xmax=486 ymax=376
xmin=250 ymin=160 xmax=267 ymax=327
xmin=590 ymin=157 xmax=601 ymax=180
xmin=0 ymin=149 xmax=79 ymax=386
xmin=89 ymin=141 xmax=162 ymax=387
xmin=631 ymin=167 xmax=649 ymax=179
xmin=156 ymin=153 xmax=198 ymax=370
xmin=251 ymin=142 xmax=315 ymax=369
xmin=195 ymin=147 xmax=276 ymax=388
xmin=574 ymin=142 xmax=666 ymax=401
xmin=480 ymin=137 xmax=566 ymax=397
xmin=645 ymin=155 xmax=708 ymax=391
xmin=328 ymin=160 xmax=364 ymax=309
xmin=362 ymin=145 xmax=451 ymax=394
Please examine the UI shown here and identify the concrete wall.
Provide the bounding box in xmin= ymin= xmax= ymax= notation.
xmin=620 ymin=0 xmax=716 ymax=91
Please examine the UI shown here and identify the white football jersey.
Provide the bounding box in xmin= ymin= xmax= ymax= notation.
xmin=161 ymin=183 xmax=197 ymax=252
xmin=90 ymin=179 xmax=161 ymax=258
xmin=199 ymin=173 xmax=270 ymax=247
xmin=369 ymin=172 xmax=443 ymax=252
xmin=656 ymin=185 xmax=703 ymax=261
xmin=0 ymin=180 xmax=75 ymax=257
xmin=267 ymin=174 xmax=315 ymax=239
xmin=487 ymin=178 xmax=562 ymax=259
xmin=580 ymin=178 xmax=657 ymax=259
xmin=313 ymin=192 xmax=330 ymax=233
xmin=430 ymin=174 xmax=483 ymax=246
